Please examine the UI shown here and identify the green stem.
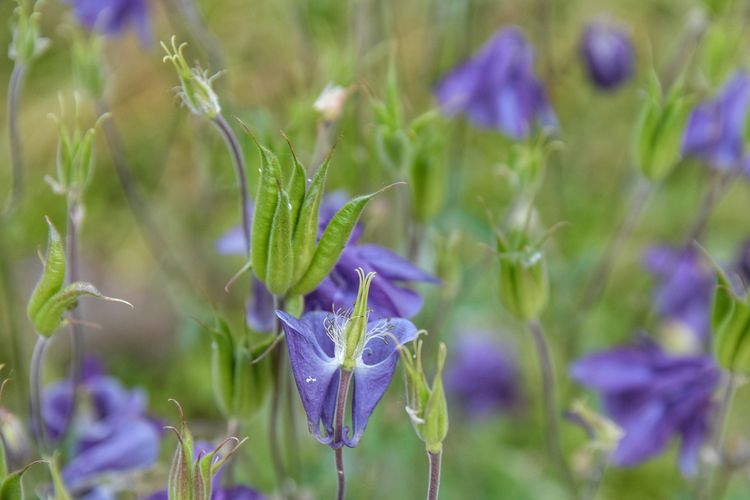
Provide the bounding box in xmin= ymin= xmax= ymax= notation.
xmin=427 ymin=450 xmax=442 ymax=500
xmin=4 ymin=63 xmax=26 ymax=215
xmin=269 ymin=296 xmax=288 ymax=489
xmin=334 ymin=369 xmax=353 ymax=500
xmin=700 ymin=373 xmax=738 ymax=500
xmin=29 ymin=335 xmax=49 ymax=454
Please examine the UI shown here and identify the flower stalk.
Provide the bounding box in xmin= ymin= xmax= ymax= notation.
xmin=427 ymin=450 xmax=442 ymax=500
xmin=29 ymin=335 xmax=49 ymax=454
xmin=334 ymin=369 xmax=353 ymax=500
xmin=4 ymin=63 xmax=26 ymax=215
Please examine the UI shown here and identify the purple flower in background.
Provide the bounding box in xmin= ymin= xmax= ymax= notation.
xmin=42 ymin=359 xmax=160 ymax=497
xmin=580 ymin=20 xmax=634 ymax=90
xmin=682 ymin=70 xmax=750 ymax=170
xmin=444 ymin=333 xmax=521 ymax=418
xmin=276 ymin=307 xmax=418 ymax=448
xmin=644 ymin=246 xmax=714 ymax=343
xmin=65 ymin=0 xmax=151 ymax=44
xmin=434 ymin=26 xmax=557 ymax=139
xmin=145 ymin=441 xmax=264 ymax=500
xmin=216 ymin=193 xmax=437 ymax=328
xmin=570 ymin=340 xmax=719 ymax=475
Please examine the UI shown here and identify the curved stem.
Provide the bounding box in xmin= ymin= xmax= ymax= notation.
xmin=334 ymin=369 xmax=353 ymax=500
xmin=4 ymin=63 xmax=26 ymax=215
xmin=527 ymin=319 xmax=578 ymax=496
xmin=29 ymin=335 xmax=49 ymax=454
xmin=212 ymin=114 xmax=251 ymax=259
xmin=427 ymin=450 xmax=442 ymax=500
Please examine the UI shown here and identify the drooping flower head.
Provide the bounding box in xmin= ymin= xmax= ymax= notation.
xmin=570 ymin=339 xmax=719 ymax=475
xmin=65 ymin=0 xmax=151 ymax=44
xmin=580 ymin=20 xmax=634 ymax=90
xmin=42 ymin=359 xmax=161 ymax=497
xmin=682 ymin=70 xmax=750 ymax=170
xmin=434 ymin=26 xmax=557 ymax=140
xmin=277 ymin=269 xmax=418 ymax=448
xmin=444 ymin=333 xmax=521 ymax=418
xmin=644 ymin=246 xmax=715 ymax=345
xmin=216 ymin=194 xmax=437 ymax=329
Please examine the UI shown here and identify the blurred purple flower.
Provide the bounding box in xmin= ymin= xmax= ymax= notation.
xmin=570 ymin=340 xmax=719 ymax=475
xmin=276 ymin=310 xmax=417 ymax=447
xmin=216 ymin=194 xmax=437 ymax=328
xmin=644 ymin=246 xmax=714 ymax=342
xmin=434 ymin=26 xmax=557 ymax=139
xmin=145 ymin=441 xmax=264 ymax=500
xmin=444 ymin=333 xmax=521 ymax=418
xmin=65 ymin=0 xmax=151 ymax=44
xmin=580 ymin=20 xmax=634 ymax=90
xmin=42 ymin=359 xmax=160 ymax=497
xmin=682 ymin=70 xmax=750 ymax=171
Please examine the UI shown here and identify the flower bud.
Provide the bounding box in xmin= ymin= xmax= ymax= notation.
xmin=633 ymin=74 xmax=690 ymax=182
xmin=580 ymin=20 xmax=634 ymax=91
xmin=342 ymin=270 xmax=376 ymax=371
xmin=314 ymin=83 xmax=350 ymax=122
xmin=400 ymin=339 xmax=449 ymax=454
xmin=8 ymin=0 xmax=49 ymax=66
xmin=161 ymin=37 xmax=221 ymax=119
xmin=711 ymin=267 xmax=750 ymax=373
xmin=496 ymin=227 xmax=549 ymax=321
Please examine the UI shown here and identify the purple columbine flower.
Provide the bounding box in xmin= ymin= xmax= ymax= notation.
xmin=644 ymin=246 xmax=714 ymax=344
xmin=216 ymin=193 xmax=437 ymax=329
xmin=434 ymin=26 xmax=557 ymax=140
xmin=580 ymin=20 xmax=634 ymax=90
xmin=570 ymin=339 xmax=719 ymax=475
xmin=42 ymin=359 xmax=161 ymax=497
xmin=682 ymin=70 xmax=750 ymax=171
xmin=65 ymin=0 xmax=151 ymax=44
xmin=444 ymin=333 xmax=521 ymax=418
xmin=276 ymin=272 xmax=418 ymax=448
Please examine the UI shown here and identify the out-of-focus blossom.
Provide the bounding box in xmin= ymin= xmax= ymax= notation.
xmin=216 ymin=194 xmax=438 ymax=324
xmin=434 ymin=26 xmax=557 ymax=140
xmin=580 ymin=20 xmax=634 ymax=90
xmin=682 ymin=70 xmax=750 ymax=170
xmin=570 ymin=340 xmax=719 ymax=475
xmin=444 ymin=333 xmax=521 ymax=418
xmin=42 ymin=359 xmax=160 ymax=497
xmin=644 ymin=246 xmax=714 ymax=344
xmin=314 ymin=83 xmax=350 ymax=122
xmin=277 ymin=272 xmax=418 ymax=448
xmin=65 ymin=0 xmax=151 ymax=44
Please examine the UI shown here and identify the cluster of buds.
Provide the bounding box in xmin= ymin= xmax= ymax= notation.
xmin=27 ymin=218 xmax=131 ymax=337
xmin=9 ymin=0 xmax=48 ymax=66
xmin=247 ymin=134 xmax=393 ymax=300
xmin=161 ymin=37 xmax=221 ymax=119
xmin=399 ymin=337 xmax=449 ymax=455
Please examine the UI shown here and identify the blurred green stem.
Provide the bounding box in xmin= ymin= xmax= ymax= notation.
xmin=212 ymin=114 xmax=251 ymax=259
xmin=427 ymin=450 xmax=442 ymax=500
xmin=29 ymin=335 xmax=49 ymax=454
xmin=4 ymin=63 xmax=26 ymax=215
xmin=527 ymin=319 xmax=578 ymax=497
xmin=700 ymin=372 xmax=738 ymax=500
xmin=684 ymin=170 xmax=736 ymax=246
xmin=334 ymin=369 xmax=353 ymax=500
xmin=0 ymin=231 xmax=26 ymax=410
xmin=269 ymin=295 xmax=288 ymax=490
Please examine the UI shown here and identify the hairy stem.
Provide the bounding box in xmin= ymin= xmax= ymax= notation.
xmin=527 ymin=319 xmax=577 ymax=496
xmin=4 ymin=63 xmax=26 ymax=215
xmin=427 ymin=450 xmax=442 ymax=500
xmin=212 ymin=114 xmax=251 ymax=259
xmin=29 ymin=335 xmax=49 ymax=454
xmin=334 ymin=369 xmax=353 ymax=500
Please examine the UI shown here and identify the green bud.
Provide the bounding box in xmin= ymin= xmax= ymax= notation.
xmin=408 ymin=112 xmax=445 ymax=222
xmin=27 ymin=218 xmax=131 ymax=337
xmin=342 ymin=270 xmax=376 ymax=371
xmin=633 ymin=73 xmax=690 ymax=182
xmin=8 ymin=0 xmax=49 ymax=66
xmin=496 ymin=226 xmax=549 ymax=321
xmin=249 ymin=144 xmax=282 ymax=283
xmin=161 ymin=37 xmax=221 ymax=119
xmin=375 ymin=127 xmax=412 ymax=173
xmin=291 ymin=155 xmax=330 ymax=285
xmin=72 ymin=32 xmax=106 ymax=99
xmin=265 ymin=182 xmax=294 ymax=295
xmin=711 ymin=267 xmax=750 ymax=373
xmin=400 ymin=338 xmax=449 ymax=454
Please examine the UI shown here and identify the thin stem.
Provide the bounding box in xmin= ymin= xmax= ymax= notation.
xmin=4 ymin=63 xmax=26 ymax=215
xmin=29 ymin=335 xmax=49 ymax=454
xmin=427 ymin=450 xmax=442 ymax=500
xmin=334 ymin=369 xmax=353 ymax=500
xmin=527 ymin=319 xmax=578 ymax=496
xmin=212 ymin=114 xmax=251 ymax=259
xmin=685 ymin=170 xmax=736 ymax=246
xmin=699 ymin=373 xmax=738 ymax=500
xmin=269 ymin=296 xmax=287 ymax=489
xmin=581 ymin=178 xmax=653 ymax=309
xmin=0 ymin=230 xmax=27 ymax=410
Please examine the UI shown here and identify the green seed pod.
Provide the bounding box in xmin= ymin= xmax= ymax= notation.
xmin=291 ymin=156 xmax=330 ymax=285
xmin=495 ymin=228 xmax=549 ymax=321
xmin=290 ymin=188 xmax=386 ymax=296
xmin=265 ymin=182 xmax=294 ymax=295
xmin=409 ymin=143 xmax=444 ymax=222
xmin=250 ymin=145 xmax=281 ymax=282
xmin=711 ymin=270 xmax=750 ymax=373
xmin=342 ymin=270 xmax=376 ymax=371
xmin=210 ymin=320 xmax=235 ymax=417
xmin=286 ymin=145 xmax=307 ymax=228
xmin=27 ymin=218 xmax=66 ymax=326
xmin=161 ymin=37 xmax=221 ymax=119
